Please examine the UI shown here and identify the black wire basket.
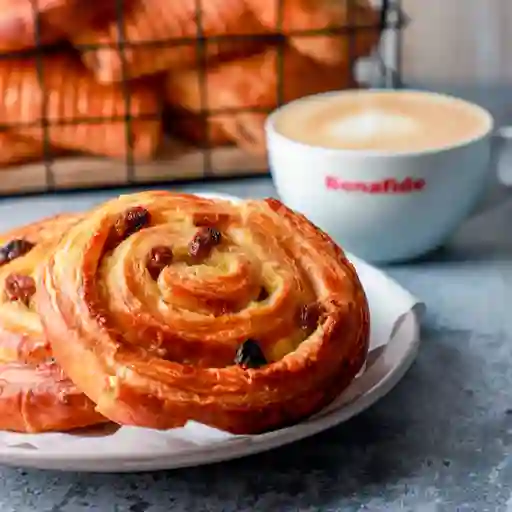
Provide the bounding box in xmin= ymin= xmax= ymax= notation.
xmin=0 ymin=0 xmax=407 ymax=196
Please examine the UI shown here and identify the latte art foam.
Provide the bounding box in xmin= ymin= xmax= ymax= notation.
xmin=326 ymin=110 xmax=422 ymax=145
xmin=273 ymin=91 xmax=491 ymax=153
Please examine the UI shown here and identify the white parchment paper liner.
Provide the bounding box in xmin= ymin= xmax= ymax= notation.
xmin=0 ymin=255 xmax=425 ymax=453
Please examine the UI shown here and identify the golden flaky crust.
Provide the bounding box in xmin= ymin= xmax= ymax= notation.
xmin=70 ymin=0 xmax=379 ymax=83
xmin=0 ymin=0 xmax=115 ymax=52
xmin=71 ymin=0 xmax=267 ymax=82
xmin=250 ymin=0 xmax=381 ymax=67
xmin=0 ymin=54 xmax=162 ymax=160
xmin=0 ymin=214 xmax=106 ymax=432
xmin=0 ymin=133 xmax=57 ymax=167
xmin=165 ymin=45 xmax=356 ymax=154
xmin=37 ymin=191 xmax=370 ymax=434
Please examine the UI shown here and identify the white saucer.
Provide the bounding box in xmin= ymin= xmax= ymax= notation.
xmin=0 ymin=192 xmax=423 ymax=472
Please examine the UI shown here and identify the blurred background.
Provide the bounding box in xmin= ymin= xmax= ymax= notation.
xmin=0 ymin=0 xmax=509 ymax=195
xmin=401 ymin=0 xmax=510 ymax=121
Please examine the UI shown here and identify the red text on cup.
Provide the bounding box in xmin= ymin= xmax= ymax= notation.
xmin=325 ymin=176 xmax=426 ymax=194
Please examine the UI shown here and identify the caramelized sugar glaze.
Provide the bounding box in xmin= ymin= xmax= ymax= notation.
xmin=0 ymin=215 xmax=106 ymax=432
xmin=37 ymin=192 xmax=370 ymax=434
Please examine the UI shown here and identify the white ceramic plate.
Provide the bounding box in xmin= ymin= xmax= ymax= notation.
xmin=0 ymin=192 xmax=423 ymax=472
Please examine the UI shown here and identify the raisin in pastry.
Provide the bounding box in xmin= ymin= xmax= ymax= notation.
xmin=0 ymin=214 xmax=107 ymax=433
xmin=37 ymin=191 xmax=369 ymax=434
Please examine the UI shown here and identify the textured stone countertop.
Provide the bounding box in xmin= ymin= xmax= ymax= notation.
xmin=0 ymin=176 xmax=512 ymax=512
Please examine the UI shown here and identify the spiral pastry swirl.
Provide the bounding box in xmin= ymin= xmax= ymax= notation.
xmin=0 ymin=214 xmax=106 ymax=432
xmin=37 ymin=192 xmax=370 ymax=434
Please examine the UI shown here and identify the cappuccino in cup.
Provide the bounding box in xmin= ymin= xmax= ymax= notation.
xmin=273 ymin=90 xmax=490 ymax=153
xmin=266 ymin=89 xmax=496 ymax=263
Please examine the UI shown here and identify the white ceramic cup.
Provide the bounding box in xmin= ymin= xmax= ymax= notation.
xmin=265 ymin=89 xmax=508 ymax=264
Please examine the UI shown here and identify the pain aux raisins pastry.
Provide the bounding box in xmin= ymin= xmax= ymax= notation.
xmin=0 ymin=214 xmax=107 ymax=432
xmin=36 ymin=191 xmax=370 ymax=434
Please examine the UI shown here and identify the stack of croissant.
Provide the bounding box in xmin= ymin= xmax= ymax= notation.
xmin=0 ymin=0 xmax=381 ymax=168
xmin=0 ymin=191 xmax=370 ymax=434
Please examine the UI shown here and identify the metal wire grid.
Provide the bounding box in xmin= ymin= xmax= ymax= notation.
xmin=14 ymin=0 xmax=407 ymax=192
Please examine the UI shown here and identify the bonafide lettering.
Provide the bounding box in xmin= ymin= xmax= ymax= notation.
xmin=325 ymin=176 xmax=426 ymax=194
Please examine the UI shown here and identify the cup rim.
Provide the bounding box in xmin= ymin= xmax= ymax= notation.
xmin=265 ymin=88 xmax=495 ymax=158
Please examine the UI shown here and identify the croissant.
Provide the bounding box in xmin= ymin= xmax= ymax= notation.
xmin=0 ymin=54 xmax=162 ymax=160
xmin=249 ymin=0 xmax=381 ymax=66
xmin=0 ymin=132 xmax=57 ymax=167
xmin=71 ymin=0 xmax=269 ymax=83
xmin=0 ymin=0 xmax=59 ymax=51
xmin=165 ymin=45 xmax=355 ymax=154
xmin=166 ymin=108 xmax=231 ymax=146
xmin=36 ymin=191 xmax=370 ymax=434
xmin=0 ymin=214 xmax=106 ymax=432
xmin=0 ymin=0 xmax=116 ymax=52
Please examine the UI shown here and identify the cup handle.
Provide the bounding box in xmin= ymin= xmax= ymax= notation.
xmin=471 ymin=127 xmax=512 ymax=216
xmin=495 ymin=126 xmax=512 ymax=185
